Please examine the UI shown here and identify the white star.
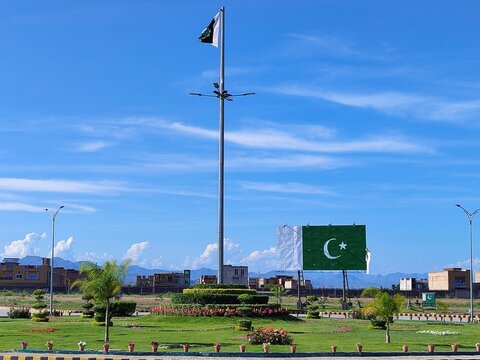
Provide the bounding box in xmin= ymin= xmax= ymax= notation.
xmin=339 ymin=242 xmax=347 ymax=250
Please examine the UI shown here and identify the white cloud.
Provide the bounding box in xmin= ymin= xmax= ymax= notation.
xmin=1 ymin=232 xmax=46 ymax=258
xmin=123 ymin=241 xmax=149 ymax=263
xmin=444 ymin=258 xmax=480 ymax=271
xmin=74 ymin=141 xmax=112 ymax=153
xmin=54 ymin=236 xmax=74 ymax=257
xmin=151 ymin=257 xmax=163 ymax=268
xmin=0 ymin=178 xmax=129 ymax=194
xmin=268 ymin=85 xmax=480 ymax=123
xmin=241 ymin=247 xmax=278 ymax=270
xmin=0 ymin=202 xmax=45 ymax=212
xmin=77 ymin=251 xmax=113 ymax=263
xmin=124 ymin=118 xmax=429 ymax=154
xmin=240 ymin=182 xmax=334 ymax=195
xmin=184 ymin=238 xmax=241 ymax=269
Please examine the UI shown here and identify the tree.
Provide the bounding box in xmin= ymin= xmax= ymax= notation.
xmin=271 ymin=285 xmax=284 ymax=304
xmin=368 ymin=292 xmax=404 ymax=343
xmin=73 ymin=260 xmax=130 ymax=342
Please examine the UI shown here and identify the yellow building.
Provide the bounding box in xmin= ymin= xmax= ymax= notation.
xmin=428 ymin=268 xmax=470 ymax=291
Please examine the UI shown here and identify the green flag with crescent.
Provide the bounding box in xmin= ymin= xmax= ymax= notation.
xmin=302 ymin=225 xmax=366 ymax=270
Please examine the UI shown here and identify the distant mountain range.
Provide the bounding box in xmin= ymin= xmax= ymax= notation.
xmin=17 ymin=256 xmax=426 ymax=289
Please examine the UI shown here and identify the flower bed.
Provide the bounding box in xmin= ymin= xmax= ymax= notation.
xmin=247 ymin=327 xmax=293 ymax=345
xmin=416 ymin=330 xmax=460 ymax=336
xmin=151 ymin=306 xmax=289 ymax=317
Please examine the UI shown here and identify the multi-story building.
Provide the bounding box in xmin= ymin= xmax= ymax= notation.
xmin=250 ymin=275 xmax=312 ymax=291
xmin=400 ymin=277 xmax=428 ymax=291
xmin=0 ymin=257 xmax=82 ymax=291
xmin=136 ymin=270 xmax=191 ymax=291
xmin=199 ymin=265 xmax=249 ymax=287
xmin=428 ymin=268 xmax=470 ymax=291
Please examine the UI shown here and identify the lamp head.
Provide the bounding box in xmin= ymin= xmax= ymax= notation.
xmin=213 ymin=82 xmax=219 ymax=89
xmin=455 ymin=204 xmax=461 ymax=207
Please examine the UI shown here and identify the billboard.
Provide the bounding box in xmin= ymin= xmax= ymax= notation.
xmin=276 ymin=224 xmax=367 ymax=271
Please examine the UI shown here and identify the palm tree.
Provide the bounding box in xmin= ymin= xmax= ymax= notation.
xmin=73 ymin=260 xmax=130 ymax=342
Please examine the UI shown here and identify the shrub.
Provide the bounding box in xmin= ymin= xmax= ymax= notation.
xmin=236 ymin=319 xmax=252 ymax=330
xmin=93 ymin=301 xmax=137 ymax=318
xmin=238 ymin=294 xmax=255 ymax=304
xmin=7 ymin=307 xmax=31 ymax=319
xmin=236 ymin=306 xmax=252 ymax=317
xmin=369 ymin=319 xmax=387 ymax=329
xmin=193 ymin=284 xmax=247 ymax=289
xmin=247 ymin=327 xmax=293 ymax=345
xmin=170 ymin=293 xmax=268 ymax=305
xmin=306 ymin=309 xmax=320 ymax=319
xmin=151 ymin=305 xmax=289 ymax=317
xmin=184 ymin=288 xmax=257 ymax=295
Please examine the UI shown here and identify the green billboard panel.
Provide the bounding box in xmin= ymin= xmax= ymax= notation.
xmin=302 ymin=225 xmax=366 ymax=270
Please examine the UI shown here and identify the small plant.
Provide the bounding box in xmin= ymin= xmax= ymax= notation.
xmin=77 ymin=341 xmax=86 ymax=346
xmin=150 ymin=341 xmax=159 ymax=346
xmin=45 ymin=340 xmax=53 ymax=346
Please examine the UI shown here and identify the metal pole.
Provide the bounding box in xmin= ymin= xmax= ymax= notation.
xmin=50 ymin=216 xmax=55 ymax=315
xmin=469 ymin=218 xmax=474 ymax=321
xmin=46 ymin=206 xmax=64 ymax=316
xmin=217 ymin=6 xmax=225 ymax=284
xmin=455 ymin=204 xmax=479 ymax=322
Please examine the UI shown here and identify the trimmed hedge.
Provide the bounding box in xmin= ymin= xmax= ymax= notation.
xmin=193 ymin=284 xmax=247 ymax=289
xmin=170 ymin=292 xmax=268 ymax=305
xmin=183 ymin=288 xmax=257 ymax=295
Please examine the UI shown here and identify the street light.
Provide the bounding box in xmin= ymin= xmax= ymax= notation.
xmin=45 ymin=205 xmax=64 ymax=316
xmin=455 ymin=204 xmax=480 ymax=322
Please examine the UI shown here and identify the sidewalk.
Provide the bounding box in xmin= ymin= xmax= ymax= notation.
xmin=2 ymin=351 xmax=480 ymax=360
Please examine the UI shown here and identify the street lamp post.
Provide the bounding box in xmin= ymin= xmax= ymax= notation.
xmin=455 ymin=204 xmax=479 ymax=322
xmin=45 ymin=205 xmax=64 ymax=316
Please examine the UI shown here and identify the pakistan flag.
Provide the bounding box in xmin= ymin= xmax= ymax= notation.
xmin=302 ymin=225 xmax=366 ymax=270
xmin=276 ymin=225 xmax=367 ymax=271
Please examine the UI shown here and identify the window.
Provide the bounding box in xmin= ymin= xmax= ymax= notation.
xmin=234 ymin=269 xmax=238 ymax=275
xmin=454 ymin=277 xmax=466 ymax=287
xmin=240 ymin=269 xmax=245 ymax=275
xmin=16 ymin=273 xmax=22 ymax=279
xmin=27 ymin=273 xmax=39 ymax=280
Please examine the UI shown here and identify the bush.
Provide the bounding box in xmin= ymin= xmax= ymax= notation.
xmin=94 ymin=301 xmax=137 ymax=318
xmin=7 ymin=307 xmax=31 ymax=319
xmin=369 ymin=319 xmax=387 ymax=329
xmin=238 ymin=294 xmax=255 ymax=304
xmin=236 ymin=306 xmax=252 ymax=317
xmin=247 ymin=327 xmax=293 ymax=345
xmin=306 ymin=310 xmax=320 ymax=319
xmin=151 ymin=304 xmax=289 ymax=317
xmin=193 ymin=284 xmax=247 ymax=289
xmin=236 ymin=319 xmax=252 ymax=330
xmin=184 ymin=288 xmax=257 ymax=295
xmin=170 ymin=293 xmax=268 ymax=305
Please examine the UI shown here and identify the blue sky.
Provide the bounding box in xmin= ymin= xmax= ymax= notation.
xmin=1 ymin=1 xmax=480 ymax=275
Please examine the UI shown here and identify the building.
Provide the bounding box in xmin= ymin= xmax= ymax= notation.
xmin=136 ymin=270 xmax=191 ymax=291
xmin=0 ymin=257 xmax=82 ymax=291
xmin=199 ymin=265 xmax=249 ymax=287
xmin=400 ymin=277 xmax=428 ymax=291
xmin=428 ymin=268 xmax=470 ymax=291
xmin=250 ymin=275 xmax=312 ymax=291
xmin=223 ymin=265 xmax=248 ymax=286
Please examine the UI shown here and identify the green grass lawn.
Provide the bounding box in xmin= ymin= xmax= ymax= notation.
xmin=1 ymin=314 xmax=479 ymax=353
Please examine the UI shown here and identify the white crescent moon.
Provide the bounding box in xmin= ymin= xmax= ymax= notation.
xmin=324 ymin=238 xmax=341 ymax=259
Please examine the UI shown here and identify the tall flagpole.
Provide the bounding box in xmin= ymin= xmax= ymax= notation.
xmin=192 ymin=7 xmax=254 ymax=284
xmin=217 ymin=6 xmax=225 ymax=284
